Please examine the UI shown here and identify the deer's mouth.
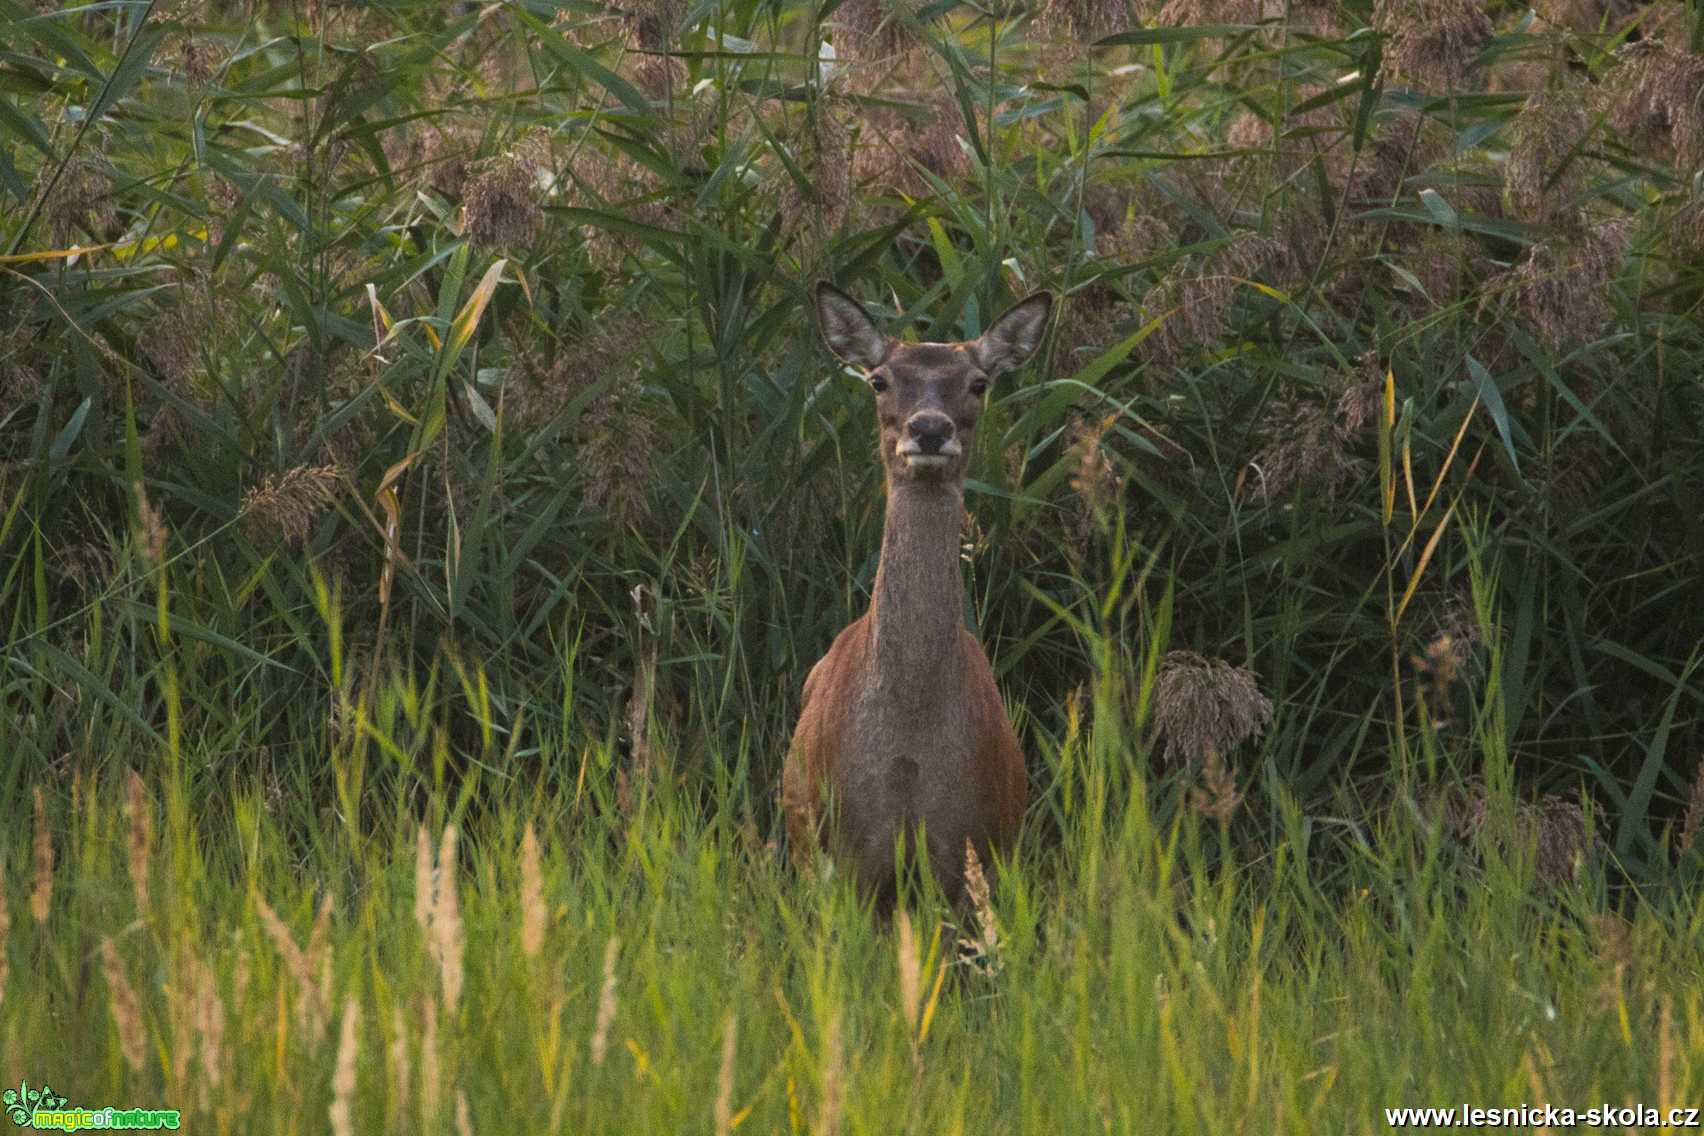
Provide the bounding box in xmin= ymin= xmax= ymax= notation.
xmin=898 ymin=439 xmax=961 ymax=471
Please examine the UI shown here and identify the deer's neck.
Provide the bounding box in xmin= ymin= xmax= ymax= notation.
xmin=868 ymin=479 xmax=966 ymax=702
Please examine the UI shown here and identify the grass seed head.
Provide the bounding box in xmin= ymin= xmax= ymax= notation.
xmin=126 ymin=769 xmax=153 ymax=916
xmin=961 ymin=840 xmax=1001 ymax=970
xmin=1189 ymin=746 xmax=1244 ymax=823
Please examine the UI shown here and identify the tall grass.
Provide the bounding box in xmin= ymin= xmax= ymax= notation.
xmin=2 ymin=0 xmax=1703 ymax=1124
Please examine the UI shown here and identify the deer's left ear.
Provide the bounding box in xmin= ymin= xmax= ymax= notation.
xmin=969 ymin=292 xmax=1053 ymax=378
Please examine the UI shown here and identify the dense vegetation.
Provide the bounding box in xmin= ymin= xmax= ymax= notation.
xmin=2 ymin=0 xmax=1702 ymax=1129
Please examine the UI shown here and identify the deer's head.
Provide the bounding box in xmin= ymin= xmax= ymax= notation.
xmin=815 ymin=283 xmax=1052 ymax=485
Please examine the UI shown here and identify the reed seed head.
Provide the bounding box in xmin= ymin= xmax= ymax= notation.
xmin=240 ymin=464 xmax=340 ymax=547
xmin=1678 ymin=756 xmax=1704 ymax=855
xmin=1375 ymin=0 xmax=1493 ymax=90
xmin=42 ymin=159 xmax=118 ymax=247
xmin=1606 ymin=42 xmax=1704 ymax=169
xmin=464 ymin=147 xmax=545 ymax=251
xmin=1507 ymin=90 xmax=1592 ymax=226
xmin=1154 ymin=651 xmax=1274 ymax=767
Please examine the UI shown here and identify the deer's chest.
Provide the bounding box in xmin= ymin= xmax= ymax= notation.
xmin=841 ymin=687 xmax=974 ymax=832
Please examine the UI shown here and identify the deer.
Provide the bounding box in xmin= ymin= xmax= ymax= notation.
xmin=782 ymin=282 xmax=1053 ymax=909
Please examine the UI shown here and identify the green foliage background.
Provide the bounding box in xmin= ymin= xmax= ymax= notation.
xmin=4 ymin=0 xmax=1701 ymax=861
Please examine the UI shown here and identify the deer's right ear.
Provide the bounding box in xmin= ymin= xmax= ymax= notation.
xmin=815 ymin=283 xmax=891 ymax=370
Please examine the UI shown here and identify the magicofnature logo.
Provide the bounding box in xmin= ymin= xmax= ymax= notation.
xmin=4 ymin=1081 xmax=179 ymax=1131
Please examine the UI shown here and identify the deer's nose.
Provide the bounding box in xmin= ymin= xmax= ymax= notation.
xmin=906 ymin=413 xmax=955 ymax=455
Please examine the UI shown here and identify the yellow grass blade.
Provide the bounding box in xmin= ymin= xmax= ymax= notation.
xmin=446 ymin=258 xmax=507 ymax=361
xmin=1395 ymin=443 xmax=1485 ymax=625
xmin=1398 ymin=396 xmax=1480 ymax=561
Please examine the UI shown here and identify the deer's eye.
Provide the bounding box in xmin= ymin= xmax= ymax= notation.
xmin=868 ymin=373 xmax=889 ymax=393
xmin=969 ymin=379 xmax=989 ymax=398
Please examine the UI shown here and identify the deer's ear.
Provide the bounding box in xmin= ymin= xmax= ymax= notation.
xmin=815 ymin=282 xmax=891 ymax=370
xmin=970 ymin=292 xmax=1053 ymax=377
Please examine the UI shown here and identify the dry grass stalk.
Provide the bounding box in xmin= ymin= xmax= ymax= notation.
xmin=30 ymin=787 xmax=52 ymax=924
xmin=895 ymin=909 xmax=921 ymax=1037
xmin=101 ymin=938 xmax=148 ymax=1071
xmin=817 ymin=1009 xmax=843 ymax=1136
xmin=0 ymin=855 xmax=10 ymax=1009
xmin=421 ymin=997 xmax=441 ymax=1131
xmin=387 ymin=1006 xmax=411 ymax=1128
xmin=308 ymin=893 xmax=335 ymax=1020
xmin=714 ymin=1011 xmax=738 ymax=1136
xmin=240 ymin=464 xmax=340 ymax=546
xmin=126 ymin=769 xmax=153 ymax=916
xmin=188 ymin=953 xmax=226 ymax=1094
xmin=254 ymin=892 xmax=330 ymax=1040
xmin=428 ymin=826 xmax=465 ymax=1012
xmin=455 ymin=1089 xmax=473 ymax=1136
xmin=590 ymin=934 xmax=620 ymax=1066
xmin=330 ymin=996 xmax=361 ymax=1136
xmin=1680 ymin=756 xmax=1704 ymax=855
xmin=520 ymin=822 xmax=547 ymax=957
xmin=414 ymin=823 xmax=433 ymax=932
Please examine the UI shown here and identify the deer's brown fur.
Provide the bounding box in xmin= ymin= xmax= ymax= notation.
xmin=782 ymin=283 xmax=1052 ymax=905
